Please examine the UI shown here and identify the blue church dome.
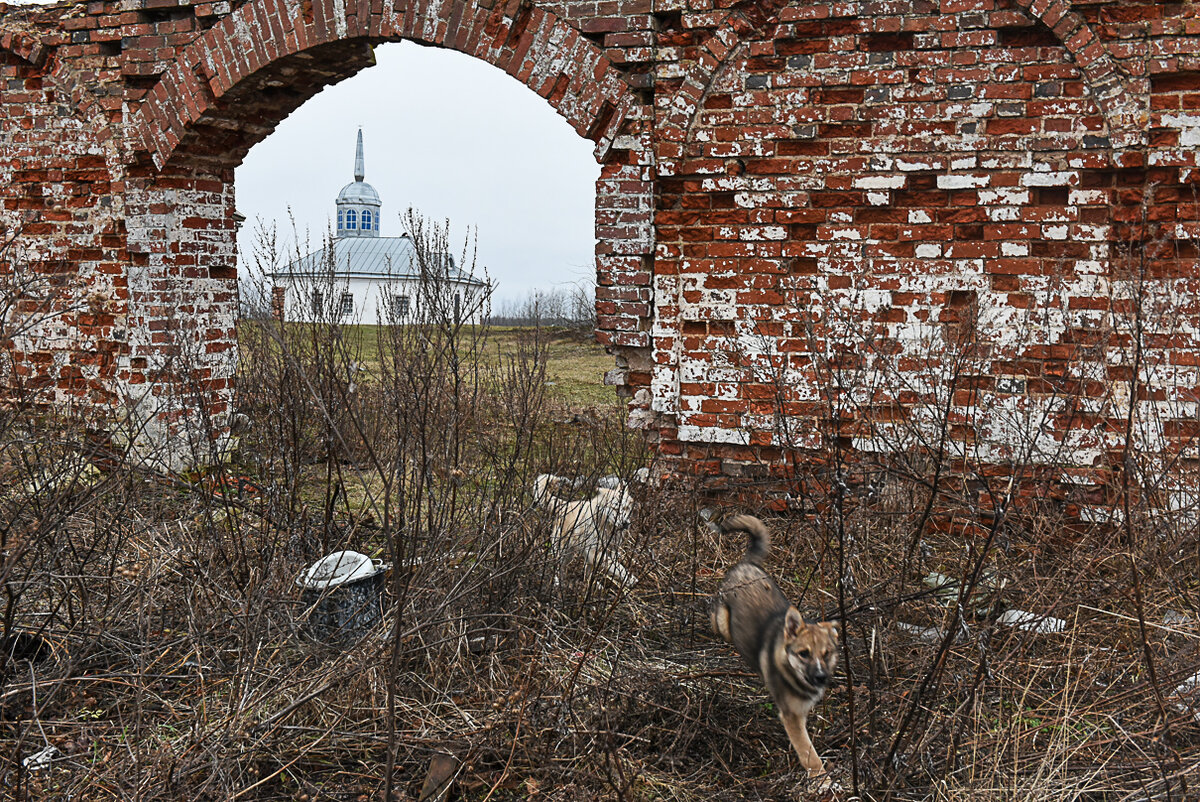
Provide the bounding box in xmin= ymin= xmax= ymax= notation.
xmin=335 ymin=129 xmax=382 ymax=238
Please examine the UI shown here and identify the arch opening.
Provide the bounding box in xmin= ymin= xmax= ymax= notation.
xmin=119 ymin=0 xmax=655 ymax=467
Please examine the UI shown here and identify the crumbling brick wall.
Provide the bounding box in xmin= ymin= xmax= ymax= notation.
xmin=3 ymin=0 xmax=1200 ymax=497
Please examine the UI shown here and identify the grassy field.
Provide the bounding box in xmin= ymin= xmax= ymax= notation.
xmin=267 ymin=322 xmax=623 ymax=408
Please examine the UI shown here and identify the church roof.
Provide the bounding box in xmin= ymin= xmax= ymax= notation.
xmin=272 ymin=235 xmax=485 ymax=285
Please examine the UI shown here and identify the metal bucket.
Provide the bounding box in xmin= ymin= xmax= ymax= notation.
xmin=297 ymin=551 xmax=389 ymax=643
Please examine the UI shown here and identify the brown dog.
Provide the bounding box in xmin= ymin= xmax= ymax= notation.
xmin=710 ymin=514 xmax=839 ymax=782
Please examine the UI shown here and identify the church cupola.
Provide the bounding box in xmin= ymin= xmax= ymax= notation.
xmin=335 ymin=129 xmax=382 ymax=238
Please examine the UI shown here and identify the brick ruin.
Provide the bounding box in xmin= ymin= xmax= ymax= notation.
xmin=4 ymin=0 xmax=1200 ymax=505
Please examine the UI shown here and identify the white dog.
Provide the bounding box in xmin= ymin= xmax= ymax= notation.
xmin=533 ymin=473 xmax=637 ymax=588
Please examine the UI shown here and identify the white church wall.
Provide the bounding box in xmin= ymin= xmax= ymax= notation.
xmin=275 ymin=275 xmax=486 ymax=325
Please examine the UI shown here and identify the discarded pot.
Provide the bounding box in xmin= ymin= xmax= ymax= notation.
xmin=297 ymin=551 xmax=389 ymax=643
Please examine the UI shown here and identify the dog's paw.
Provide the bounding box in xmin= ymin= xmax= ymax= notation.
xmin=797 ymin=772 xmax=841 ymax=800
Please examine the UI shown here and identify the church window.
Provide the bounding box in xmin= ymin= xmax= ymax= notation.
xmin=346 ymin=209 xmax=357 ymax=230
xmin=395 ymin=293 xmax=411 ymax=318
xmin=311 ymin=289 xmax=323 ymax=314
xmin=337 ymin=209 xmax=343 ymax=229
xmin=362 ymin=210 xmax=372 ymax=230
xmin=339 ymin=292 xmax=354 ymax=317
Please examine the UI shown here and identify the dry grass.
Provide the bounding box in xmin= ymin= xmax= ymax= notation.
xmin=2 ymin=408 xmax=1198 ymax=800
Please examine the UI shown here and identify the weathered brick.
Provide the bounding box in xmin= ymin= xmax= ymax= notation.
xmin=6 ymin=0 xmax=1200 ymax=485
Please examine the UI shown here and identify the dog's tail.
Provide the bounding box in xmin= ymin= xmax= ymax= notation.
xmin=721 ymin=514 xmax=770 ymax=566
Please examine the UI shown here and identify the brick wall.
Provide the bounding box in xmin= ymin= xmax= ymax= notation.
xmin=4 ymin=0 xmax=1200 ymax=497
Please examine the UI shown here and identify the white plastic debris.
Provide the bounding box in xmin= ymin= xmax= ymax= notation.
xmin=1163 ymin=610 xmax=1193 ymax=627
xmin=297 ymin=551 xmax=379 ymax=590
xmin=1171 ymin=670 xmax=1200 ymax=722
xmin=23 ymin=745 xmax=59 ymax=771
xmin=998 ymin=609 xmax=1066 ymax=634
xmin=895 ymin=622 xmax=942 ymax=644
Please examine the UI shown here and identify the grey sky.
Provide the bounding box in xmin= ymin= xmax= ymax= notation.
xmin=235 ymin=40 xmax=600 ymax=308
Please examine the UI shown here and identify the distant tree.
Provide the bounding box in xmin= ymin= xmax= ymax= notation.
xmin=489 ymin=280 xmax=595 ymax=330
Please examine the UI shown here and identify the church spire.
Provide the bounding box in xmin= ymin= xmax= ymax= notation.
xmin=336 ymin=128 xmax=382 ymax=238
xmin=354 ymin=128 xmax=365 ymax=182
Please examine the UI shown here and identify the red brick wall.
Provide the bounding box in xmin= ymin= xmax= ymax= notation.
xmin=5 ymin=0 xmax=1200 ymax=494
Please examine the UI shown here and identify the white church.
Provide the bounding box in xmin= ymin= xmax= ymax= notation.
xmin=269 ymin=130 xmax=489 ymax=324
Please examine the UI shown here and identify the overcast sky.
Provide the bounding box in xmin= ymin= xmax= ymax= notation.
xmin=235 ymin=41 xmax=600 ymax=308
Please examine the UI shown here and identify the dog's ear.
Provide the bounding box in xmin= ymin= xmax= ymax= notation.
xmin=820 ymin=621 xmax=839 ymax=641
xmin=784 ymin=607 xmax=803 ymax=639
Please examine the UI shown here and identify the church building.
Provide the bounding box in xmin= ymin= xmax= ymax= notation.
xmin=269 ymin=130 xmax=489 ymax=324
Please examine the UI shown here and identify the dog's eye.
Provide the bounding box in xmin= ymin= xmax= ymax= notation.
xmin=797 ymin=649 xmax=811 ymax=659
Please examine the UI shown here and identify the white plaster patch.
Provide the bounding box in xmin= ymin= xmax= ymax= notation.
xmin=1069 ymin=189 xmax=1107 ymax=205
xmin=1163 ymin=113 xmax=1200 ymax=147
xmin=1073 ymin=224 xmax=1110 ymax=242
xmin=946 ymin=103 xmax=994 ymax=118
xmin=916 ymin=243 xmax=942 ymax=258
xmin=331 ymin=0 xmax=349 ymax=37
xmin=896 ymin=158 xmax=944 ymax=172
xmin=857 ymin=290 xmax=892 ymax=313
xmin=1020 ymin=171 xmax=1078 ymax=187
xmin=827 ymin=228 xmax=863 ymax=240
xmin=937 ymin=174 xmax=990 ymax=189
xmin=853 ymin=175 xmax=906 ymax=190
xmin=677 ymin=424 xmax=751 ymax=445
xmin=1001 ymin=242 xmax=1029 ymax=256
xmin=908 ymin=210 xmax=933 ymax=223
xmin=978 ymin=187 xmax=1030 ymax=205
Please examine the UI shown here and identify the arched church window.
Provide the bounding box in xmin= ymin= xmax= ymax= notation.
xmin=337 ymin=209 xmax=343 ymax=229
xmin=363 ymin=210 xmax=372 ymax=231
xmin=346 ymin=209 xmax=357 ymax=230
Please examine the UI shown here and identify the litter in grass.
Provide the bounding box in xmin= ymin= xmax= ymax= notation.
xmin=298 ymin=551 xmax=390 ymax=643
xmin=298 ymin=550 xmax=380 ymax=590
xmin=22 ymin=745 xmax=59 ymax=771
xmin=997 ymin=608 xmax=1067 ymax=634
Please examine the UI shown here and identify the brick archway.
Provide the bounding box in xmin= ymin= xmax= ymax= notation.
xmin=112 ymin=0 xmax=655 ymax=465
xmin=131 ymin=0 xmax=638 ymax=169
